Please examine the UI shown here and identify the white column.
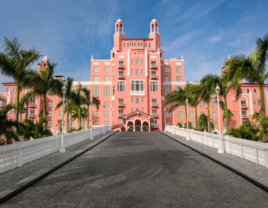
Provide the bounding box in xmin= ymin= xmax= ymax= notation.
xmin=127 ymin=49 xmax=130 ymax=77
xmin=141 ymin=121 xmax=143 ymax=132
xmin=133 ymin=122 xmax=135 ymax=132
xmin=126 ymin=121 xmax=128 ymax=132
xmin=145 ymin=49 xmax=148 ymax=77
xmin=249 ymin=91 xmax=253 ymax=115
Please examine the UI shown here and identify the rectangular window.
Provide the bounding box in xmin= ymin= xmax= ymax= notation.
xmin=165 ymin=67 xmax=170 ymax=72
xmin=165 ymin=86 xmax=171 ymax=96
xmin=105 ymin=76 xmax=110 ymax=81
xmin=93 ymin=76 xmax=99 ymax=81
xmin=113 ymin=66 xmax=115 ymax=71
xmin=136 ymin=69 xmax=139 ymax=75
xmin=113 ymin=75 xmax=115 ymax=81
xmin=136 ymin=59 xmax=139 ymax=65
xmin=151 ymin=71 xmax=156 ymax=77
xmin=145 ymin=43 xmax=147 ymax=47
xmin=142 ymin=97 xmax=144 ymax=102
xmin=138 ymin=42 xmax=140 ymax=46
xmin=176 ymin=76 xmax=182 ymax=81
xmin=254 ymin=99 xmax=256 ymax=104
xmin=93 ymin=121 xmax=98 ymax=125
xmin=200 ymin=102 xmax=205 ymax=108
xmin=211 ymin=103 xmax=217 ymax=108
xmin=48 ymin=111 xmax=53 ymax=117
xmin=123 ymin=43 xmax=125 ymax=47
xmin=93 ymin=112 xmax=98 ymax=117
xmin=104 ymin=121 xmax=109 ymax=126
xmin=131 ymin=80 xmax=144 ymax=91
xmin=166 ymin=112 xmax=171 ymax=118
xmin=131 ymin=69 xmax=134 ymax=74
xmin=254 ymin=89 xmax=256 ymax=93
xmin=224 ymin=122 xmax=226 ymax=128
xmin=178 ymin=112 xmax=183 ymax=118
xmin=200 ymin=112 xmax=206 ymax=115
xmin=92 ymin=86 xmax=99 ymax=96
xmin=176 ymin=67 xmax=181 ymax=72
xmin=127 ymin=43 xmax=129 ymax=47
xmin=166 ymin=103 xmax=171 ymax=108
xmin=136 ymin=108 xmax=139 ymax=111
xmin=152 ymin=109 xmax=157 ymax=116
xmin=104 ymin=102 xmax=110 ymax=107
xmin=247 ymin=89 xmax=250 ymax=94
xmin=141 ymin=42 xmax=143 ymax=47
xmin=189 ymin=112 xmax=194 ymax=118
xmin=212 ymin=112 xmax=217 ymax=118
xmin=48 ymin=102 xmax=54 ymax=107
xmin=113 ymin=111 xmax=114 ymax=117
xmin=119 ymin=109 xmax=124 ymax=116
xmin=131 ymin=42 xmax=133 ymax=47
xmin=141 ymin=59 xmax=144 ymax=64
xmin=190 ymin=122 xmax=195 ymax=128
xmin=59 ymin=111 xmax=63 ymax=117
xmin=234 ymin=111 xmax=236 ymax=117
xmin=117 ymin=81 xmax=125 ymax=92
xmin=48 ymin=121 xmax=53 ymax=127
xmin=113 ymin=101 xmax=114 ymax=107
xmin=131 ymin=108 xmax=134 ymax=112
xmin=131 ymin=59 xmax=133 ymax=64
xmin=142 ymin=108 xmax=144 ymax=112
xmin=131 ymin=97 xmax=134 ymax=102
xmin=104 ymin=112 xmax=109 ymax=117
xmin=134 ymin=42 xmax=136 ymax=47
xmin=150 ymin=81 xmax=158 ymax=92
xmin=213 ymin=122 xmax=218 ymax=128
xmin=103 ymin=86 xmax=111 ymax=96
xmin=149 ymin=43 xmax=151 ymax=47
xmin=136 ymin=97 xmax=139 ymax=103
xmin=165 ymin=76 xmax=171 ymax=81
xmin=141 ymin=69 xmax=144 ymax=74
xmin=258 ymin=99 xmax=261 ymax=105
xmin=119 ymin=119 xmax=124 ymax=124
xmin=29 ymin=109 xmax=35 ymax=117
xmin=119 ymin=61 xmax=124 ymax=67
xmin=151 ymin=61 xmax=156 ymax=67
xmin=93 ymin=67 xmax=99 ymax=72
xmin=105 ymin=67 xmax=110 ymax=72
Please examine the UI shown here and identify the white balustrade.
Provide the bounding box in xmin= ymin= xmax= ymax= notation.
xmin=0 ymin=126 xmax=110 ymax=174
xmin=165 ymin=125 xmax=268 ymax=168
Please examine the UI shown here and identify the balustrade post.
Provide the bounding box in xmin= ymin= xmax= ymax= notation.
xmin=17 ymin=142 xmax=23 ymax=167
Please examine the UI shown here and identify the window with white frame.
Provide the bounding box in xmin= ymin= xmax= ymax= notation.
xmin=200 ymin=102 xmax=205 ymax=108
xmin=59 ymin=111 xmax=63 ymax=117
xmin=190 ymin=122 xmax=195 ymax=128
xmin=136 ymin=108 xmax=139 ymax=111
xmin=178 ymin=112 xmax=183 ymax=118
xmin=213 ymin=122 xmax=217 ymax=128
xmin=141 ymin=59 xmax=144 ymax=64
xmin=134 ymin=42 xmax=136 ymax=47
xmin=145 ymin=43 xmax=147 ymax=47
xmin=258 ymin=99 xmax=261 ymax=105
xmin=211 ymin=102 xmax=216 ymax=108
xmin=138 ymin=42 xmax=140 ymax=47
xmin=136 ymin=69 xmax=139 ymax=75
xmin=165 ymin=76 xmax=171 ymax=81
xmin=200 ymin=112 xmax=206 ymax=115
xmin=212 ymin=112 xmax=217 ymax=118
xmin=92 ymin=86 xmax=99 ymax=96
xmin=131 ymin=108 xmax=134 ymax=112
xmin=119 ymin=71 xmax=124 ymax=77
xmin=105 ymin=76 xmax=110 ymax=81
xmin=48 ymin=111 xmax=53 ymax=117
xmin=82 ymin=121 xmax=87 ymax=127
xmin=165 ymin=87 xmax=171 ymax=95
xmin=94 ymin=67 xmax=99 ymax=72
xmin=131 ymin=59 xmax=133 ymax=64
xmin=104 ymin=121 xmax=109 ymax=125
xmin=93 ymin=111 xmax=98 ymax=117
xmin=131 ymin=80 xmax=144 ymax=91
xmin=152 ymin=98 xmax=157 ymax=106
xmin=167 ymin=122 xmax=172 ymax=126
xmin=117 ymin=81 xmax=125 ymax=92
xmin=119 ymin=119 xmax=124 ymax=124
xmin=152 ymin=109 xmax=157 ymax=116
xmin=104 ymin=102 xmax=110 ymax=107
xmin=13 ymin=87 xmax=16 ymax=92
xmin=48 ymin=102 xmax=54 ymax=107
xmin=141 ymin=69 xmax=144 ymax=74
xmin=136 ymin=59 xmax=139 ymax=65
xmin=93 ymin=76 xmax=99 ymax=81
xmin=93 ymin=121 xmax=98 ymax=125
xmin=150 ymin=81 xmax=158 ymax=92
xmin=119 ymin=109 xmax=124 ymax=116
xmin=104 ymin=112 xmax=109 ymax=117
xmin=119 ymin=61 xmax=124 ymax=67
xmin=105 ymin=67 xmax=110 ymax=72
xmin=149 ymin=43 xmax=151 ymax=47
xmin=131 ymin=69 xmax=134 ymax=74
xmin=29 ymin=109 xmax=35 ymax=117
xmin=176 ymin=67 xmax=181 ymax=72
xmin=151 ymin=61 xmax=156 ymax=67
xmin=166 ymin=103 xmax=171 ymax=108
xmin=151 ymin=71 xmax=156 ymax=77
xmin=103 ymin=86 xmax=110 ymax=96
xmin=136 ymin=97 xmax=139 ymax=103
xmin=176 ymin=76 xmax=182 ymax=81
xmin=142 ymin=108 xmax=144 ymax=112
xmin=48 ymin=121 xmax=53 ymax=127
xmin=166 ymin=112 xmax=171 ymax=118
xmin=165 ymin=67 xmax=170 ymax=72
xmin=152 ymin=119 xmax=157 ymax=126
xmin=189 ymin=112 xmax=194 ymax=118
xmin=142 ymin=97 xmax=144 ymax=102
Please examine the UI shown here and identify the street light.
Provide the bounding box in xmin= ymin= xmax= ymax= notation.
xmin=186 ymin=98 xmax=190 ymax=140
xmin=90 ymin=98 xmax=93 ymax=140
xmin=103 ymin=104 xmax=105 ymax=134
xmin=216 ymin=84 xmax=224 ymax=153
xmin=59 ymin=85 xmax=66 ymax=153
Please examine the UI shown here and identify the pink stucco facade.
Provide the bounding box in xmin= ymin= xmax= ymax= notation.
xmin=1 ymin=18 xmax=268 ymax=135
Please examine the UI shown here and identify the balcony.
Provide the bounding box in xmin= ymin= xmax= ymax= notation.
xmin=118 ymin=102 xmax=124 ymax=107
xmin=118 ymin=74 xmax=124 ymax=79
xmin=118 ymin=63 xmax=124 ymax=68
xmin=152 ymin=113 xmax=158 ymax=118
xmin=151 ymin=74 xmax=157 ymax=79
xmin=151 ymin=102 xmax=158 ymax=107
xmin=152 ymin=124 xmax=158 ymax=128
xmin=242 ymin=114 xmax=249 ymax=118
xmin=130 ymin=90 xmax=145 ymax=96
xmin=241 ymin=104 xmax=248 ymax=108
xmin=0 ymin=103 xmax=6 ymax=108
xmin=118 ymin=113 xmax=124 ymax=117
xmin=29 ymin=102 xmax=35 ymax=108
xmin=29 ymin=113 xmax=35 ymax=118
xmin=151 ymin=64 xmax=157 ymax=69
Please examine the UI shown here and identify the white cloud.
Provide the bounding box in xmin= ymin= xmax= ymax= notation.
xmin=208 ymin=35 xmax=221 ymax=42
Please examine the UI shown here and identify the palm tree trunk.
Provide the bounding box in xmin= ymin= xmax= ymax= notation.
xmin=224 ymin=96 xmax=230 ymax=129
xmin=185 ymin=105 xmax=187 ymax=127
xmin=87 ymin=105 xmax=89 ymax=129
xmin=43 ymin=94 xmax=47 ymax=129
xmin=66 ymin=101 xmax=69 ymax=133
xmin=78 ymin=107 xmax=81 ymax=128
xmin=15 ymin=82 xmax=20 ymax=138
xmin=207 ymin=102 xmax=211 ymax=133
xmin=195 ymin=105 xmax=197 ymax=129
xmin=259 ymin=83 xmax=265 ymax=115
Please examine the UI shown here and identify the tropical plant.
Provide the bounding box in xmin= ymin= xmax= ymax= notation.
xmin=20 ymin=62 xmax=62 ymax=128
xmin=177 ymin=122 xmax=183 ymax=128
xmin=0 ymin=37 xmax=41 ymax=135
xmin=252 ymin=112 xmax=262 ymax=125
xmin=224 ymin=34 xmax=268 ymax=115
xmin=184 ymin=122 xmax=193 ymax=129
xmin=81 ymin=87 xmax=100 ymax=129
xmin=70 ymin=105 xmax=87 ymax=126
xmin=19 ymin=117 xmax=52 ymax=140
xmin=198 ymin=113 xmax=215 ymax=132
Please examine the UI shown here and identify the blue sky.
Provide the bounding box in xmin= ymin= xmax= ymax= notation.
xmin=0 ymin=0 xmax=268 ymax=91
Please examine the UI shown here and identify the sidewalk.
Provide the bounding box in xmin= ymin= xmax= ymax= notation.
xmin=162 ymin=131 xmax=268 ymax=188
xmin=0 ymin=131 xmax=115 ymax=199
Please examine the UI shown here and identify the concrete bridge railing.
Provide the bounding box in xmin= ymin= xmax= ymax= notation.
xmin=0 ymin=125 xmax=110 ymax=174
xmin=165 ymin=125 xmax=268 ymax=168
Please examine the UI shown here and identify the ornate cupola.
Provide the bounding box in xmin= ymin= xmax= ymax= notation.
xmin=149 ymin=19 xmax=161 ymax=51
xmin=112 ymin=18 xmax=125 ymax=56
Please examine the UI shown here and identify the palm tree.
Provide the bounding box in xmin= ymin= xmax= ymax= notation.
xmin=20 ymin=62 xmax=62 ymax=128
xmin=81 ymin=87 xmax=100 ymax=129
xmin=70 ymin=105 xmax=87 ymax=127
xmin=198 ymin=113 xmax=215 ymax=132
xmin=55 ymin=77 xmax=74 ymax=133
xmin=19 ymin=117 xmax=52 ymax=140
xmin=224 ymin=34 xmax=268 ymax=115
xmin=226 ymin=121 xmax=259 ymax=141
xmin=0 ymin=37 xmax=41 ymax=135
xmin=252 ymin=112 xmax=262 ymax=124
xmin=0 ymin=104 xmax=19 ymax=143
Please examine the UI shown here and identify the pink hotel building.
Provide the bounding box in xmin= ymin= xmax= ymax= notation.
xmin=1 ymin=18 xmax=268 ymax=135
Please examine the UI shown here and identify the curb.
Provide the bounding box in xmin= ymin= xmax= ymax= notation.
xmin=0 ymin=130 xmax=118 ymax=204
xmin=159 ymin=131 xmax=268 ymax=194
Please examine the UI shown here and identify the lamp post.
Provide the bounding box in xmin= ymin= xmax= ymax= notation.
xmin=216 ymin=84 xmax=224 ymax=153
xmin=103 ymin=104 xmax=105 ymax=134
xmin=90 ymin=98 xmax=93 ymax=140
xmin=59 ymin=85 xmax=66 ymax=153
xmin=186 ymin=98 xmax=190 ymax=140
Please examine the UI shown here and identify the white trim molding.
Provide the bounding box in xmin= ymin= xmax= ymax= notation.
xmin=73 ymin=81 xmax=112 ymax=85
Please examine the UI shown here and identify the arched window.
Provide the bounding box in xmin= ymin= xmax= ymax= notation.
xmin=112 ymin=53 xmax=115 ymax=59
xmin=240 ymin=89 xmax=243 ymax=94
xmin=160 ymin=52 xmax=163 ymax=58
xmin=121 ymin=25 xmax=123 ymax=33
xmin=156 ymin=25 xmax=158 ymax=33
xmin=117 ymin=25 xmax=118 ymax=32
xmin=151 ymin=25 xmax=154 ymax=33
xmin=44 ymin=63 xmax=46 ymax=66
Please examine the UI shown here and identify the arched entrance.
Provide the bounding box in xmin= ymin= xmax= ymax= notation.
xmin=142 ymin=126 xmax=148 ymax=132
xmin=135 ymin=126 xmax=141 ymax=132
xmin=128 ymin=126 xmax=133 ymax=131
